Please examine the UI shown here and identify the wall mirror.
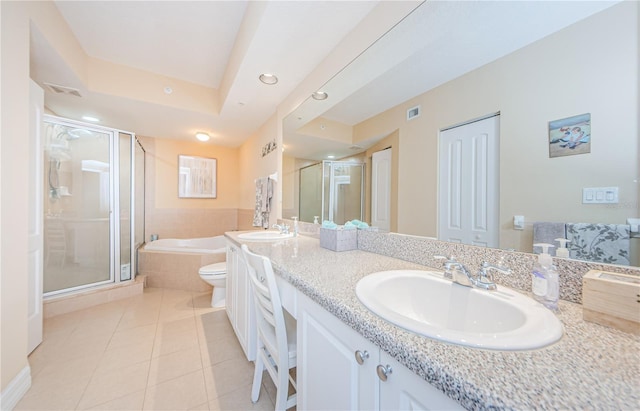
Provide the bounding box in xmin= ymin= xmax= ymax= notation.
xmin=282 ymin=1 xmax=639 ymax=266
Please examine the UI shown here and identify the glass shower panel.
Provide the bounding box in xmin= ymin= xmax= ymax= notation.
xmin=331 ymin=163 xmax=364 ymax=224
xmin=119 ymin=132 xmax=132 ymax=281
xmin=299 ymin=163 xmax=322 ymax=223
xmin=43 ymin=121 xmax=112 ymax=294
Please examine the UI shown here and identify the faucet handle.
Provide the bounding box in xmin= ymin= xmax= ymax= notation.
xmin=479 ymin=261 xmax=511 ymax=282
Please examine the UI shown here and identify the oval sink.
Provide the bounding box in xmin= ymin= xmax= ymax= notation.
xmin=356 ymin=270 xmax=563 ymax=350
xmin=237 ymin=230 xmax=294 ymax=241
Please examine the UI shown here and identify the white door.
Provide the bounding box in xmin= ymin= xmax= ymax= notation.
xmin=371 ymin=149 xmax=392 ymax=231
xmin=438 ymin=115 xmax=499 ymax=247
xmin=28 ymin=80 xmax=44 ymax=353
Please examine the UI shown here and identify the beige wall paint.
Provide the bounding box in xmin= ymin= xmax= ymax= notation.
xmin=238 ymin=115 xmax=279 ymax=227
xmin=139 ymin=136 xmax=241 ymax=240
xmin=150 ymin=137 xmax=239 ymax=209
xmin=1 ymin=0 xmax=30 ymax=393
xmin=353 ymin=2 xmax=639 ymax=264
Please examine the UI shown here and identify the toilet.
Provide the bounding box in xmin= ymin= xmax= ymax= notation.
xmin=198 ymin=262 xmax=227 ymax=307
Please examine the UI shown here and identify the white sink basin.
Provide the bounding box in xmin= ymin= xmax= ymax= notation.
xmin=237 ymin=230 xmax=294 ymax=241
xmin=355 ymin=270 xmax=563 ymax=350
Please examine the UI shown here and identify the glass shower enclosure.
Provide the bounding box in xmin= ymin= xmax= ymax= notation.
xmin=43 ymin=115 xmax=144 ymax=296
xmin=299 ymin=160 xmax=365 ymax=224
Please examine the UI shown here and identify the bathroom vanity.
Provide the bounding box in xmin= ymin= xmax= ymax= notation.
xmin=225 ymin=231 xmax=640 ymax=410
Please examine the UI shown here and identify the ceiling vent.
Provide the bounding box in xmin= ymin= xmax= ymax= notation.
xmin=407 ymin=105 xmax=421 ymax=121
xmin=44 ymin=82 xmax=82 ymax=97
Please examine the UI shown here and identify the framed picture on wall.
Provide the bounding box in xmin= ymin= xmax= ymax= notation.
xmin=178 ymin=155 xmax=217 ymax=198
xmin=548 ymin=113 xmax=591 ymax=158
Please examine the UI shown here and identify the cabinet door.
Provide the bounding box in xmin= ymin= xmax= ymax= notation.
xmin=225 ymin=244 xmax=237 ymax=325
xmin=298 ymin=294 xmax=378 ymax=411
xmin=235 ymin=252 xmax=256 ymax=361
xmin=378 ymin=352 xmax=463 ymax=410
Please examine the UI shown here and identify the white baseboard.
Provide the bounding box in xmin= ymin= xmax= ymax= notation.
xmin=0 ymin=365 xmax=31 ymax=411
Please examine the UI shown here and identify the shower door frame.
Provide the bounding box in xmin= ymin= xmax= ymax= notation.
xmin=43 ymin=115 xmax=137 ymax=297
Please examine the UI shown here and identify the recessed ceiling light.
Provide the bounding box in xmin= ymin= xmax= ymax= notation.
xmin=195 ymin=132 xmax=210 ymax=142
xmin=312 ymin=91 xmax=328 ymax=100
xmin=259 ymin=74 xmax=278 ymax=85
xmin=82 ymin=115 xmax=100 ymax=122
xmin=327 ymin=155 xmax=335 ymax=159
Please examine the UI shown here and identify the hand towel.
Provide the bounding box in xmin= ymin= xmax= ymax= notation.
xmin=566 ymin=223 xmax=630 ymax=265
xmin=533 ymin=222 xmax=566 ymax=256
xmin=253 ymin=177 xmax=274 ymax=228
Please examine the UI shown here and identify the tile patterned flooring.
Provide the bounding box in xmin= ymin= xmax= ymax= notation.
xmin=17 ymin=287 xmax=279 ymax=410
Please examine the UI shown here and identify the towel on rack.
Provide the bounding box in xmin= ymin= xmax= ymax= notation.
xmin=566 ymin=223 xmax=630 ymax=265
xmin=533 ymin=222 xmax=566 ymax=256
xmin=253 ymin=177 xmax=274 ymax=228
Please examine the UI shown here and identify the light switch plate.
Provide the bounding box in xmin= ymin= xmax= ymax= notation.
xmin=582 ymin=187 xmax=618 ymax=204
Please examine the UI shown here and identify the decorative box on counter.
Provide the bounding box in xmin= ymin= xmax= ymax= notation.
xmin=582 ymin=270 xmax=640 ymax=335
xmin=319 ymin=228 xmax=358 ymax=252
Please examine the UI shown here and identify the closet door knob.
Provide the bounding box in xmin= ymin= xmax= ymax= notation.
xmin=354 ymin=350 xmax=369 ymax=365
xmin=376 ymin=364 xmax=393 ymax=381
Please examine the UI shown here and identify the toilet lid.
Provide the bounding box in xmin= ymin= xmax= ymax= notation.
xmin=199 ymin=262 xmax=227 ymax=275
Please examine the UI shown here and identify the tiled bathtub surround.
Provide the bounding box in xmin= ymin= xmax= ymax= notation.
xmin=227 ymin=231 xmax=640 ymax=410
xmin=145 ymin=208 xmax=239 ymax=241
xmin=138 ymin=249 xmax=224 ymax=292
xmin=357 ymin=231 xmax=640 ymax=304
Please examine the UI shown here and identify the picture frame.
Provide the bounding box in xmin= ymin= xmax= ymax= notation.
xmin=548 ymin=113 xmax=591 ymax=158
xmin=178 ymin=155 xmax=217 ymax=198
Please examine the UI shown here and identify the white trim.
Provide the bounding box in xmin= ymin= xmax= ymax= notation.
xmin=440 ymin=111 xmax=500 ymax=132
xmin=0 ymin=365 xmax=31 ymax=410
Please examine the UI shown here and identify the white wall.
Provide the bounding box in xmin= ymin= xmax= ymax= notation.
xmin=1 ymin=0 xmax=30 ymax=396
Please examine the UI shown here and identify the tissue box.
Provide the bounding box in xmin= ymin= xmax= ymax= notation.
xmin=583 ymin=270 xmax=640 ymax=335
xmin=320 ymin=228 xmax=357 ymax=252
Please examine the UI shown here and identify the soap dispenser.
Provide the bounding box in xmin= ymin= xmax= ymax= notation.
xmin=292 ymin=216 xmax=299 ymax=237
xmin=555 ymin=238 xmax=570 ymax=258
xmin=532 ymin=243 xmax=559 ymax=310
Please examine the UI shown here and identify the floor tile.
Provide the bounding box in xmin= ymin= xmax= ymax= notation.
xmin=108 ymin=323 xmax=157 ymax=351
xmin=19 ymin=287 xmax=284 ymax=411
xmin=208 ymin=382 xmax=274 ymax=411
xmin=203 ymin=357 xmax=255 ymax=401
xmin=143 ymin=370 xmax=208 ymax=410
xmin=77 ymin=361 xmax=150 ymax=409
xmin=95 ymin=340 xmax=154 ymax=374
xmin=147 ymin=346 xmax=203 ymax=387
xmin=200 ymin=333 xmax=245 ymax=367
xmin=86 ymin=389 xmax=145 ymax=410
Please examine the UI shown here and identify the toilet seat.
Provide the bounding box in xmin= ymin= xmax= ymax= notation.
xmin=198 ymin=262 xmax=227 ymax=308
xmin=199 ymin=262 xmax=226 ymax=276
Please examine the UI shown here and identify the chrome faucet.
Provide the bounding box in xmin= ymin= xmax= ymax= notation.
xmin=272 ymin=223 xmax=290 ymax=235
xmin=436 ymin=256 xmax=511 ymax=291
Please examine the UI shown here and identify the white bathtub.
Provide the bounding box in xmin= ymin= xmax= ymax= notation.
xmin=144 ymin=236 xmax=226 ymax=254
xmin=139 ymin=235 xmax=226 ymax=292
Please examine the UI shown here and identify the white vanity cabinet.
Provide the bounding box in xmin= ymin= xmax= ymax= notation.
xmin=225 ymin=242 xmax=256 ymax=361
xmin=297 ymin=293 xmax=463 ymax=411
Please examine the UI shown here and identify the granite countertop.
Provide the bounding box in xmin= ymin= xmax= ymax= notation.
xmin=225 ymin=232 xmax=640 ymax=410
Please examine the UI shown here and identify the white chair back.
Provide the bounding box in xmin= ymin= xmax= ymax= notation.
xmin=241 ymin=244 xmax=296 ymax=410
